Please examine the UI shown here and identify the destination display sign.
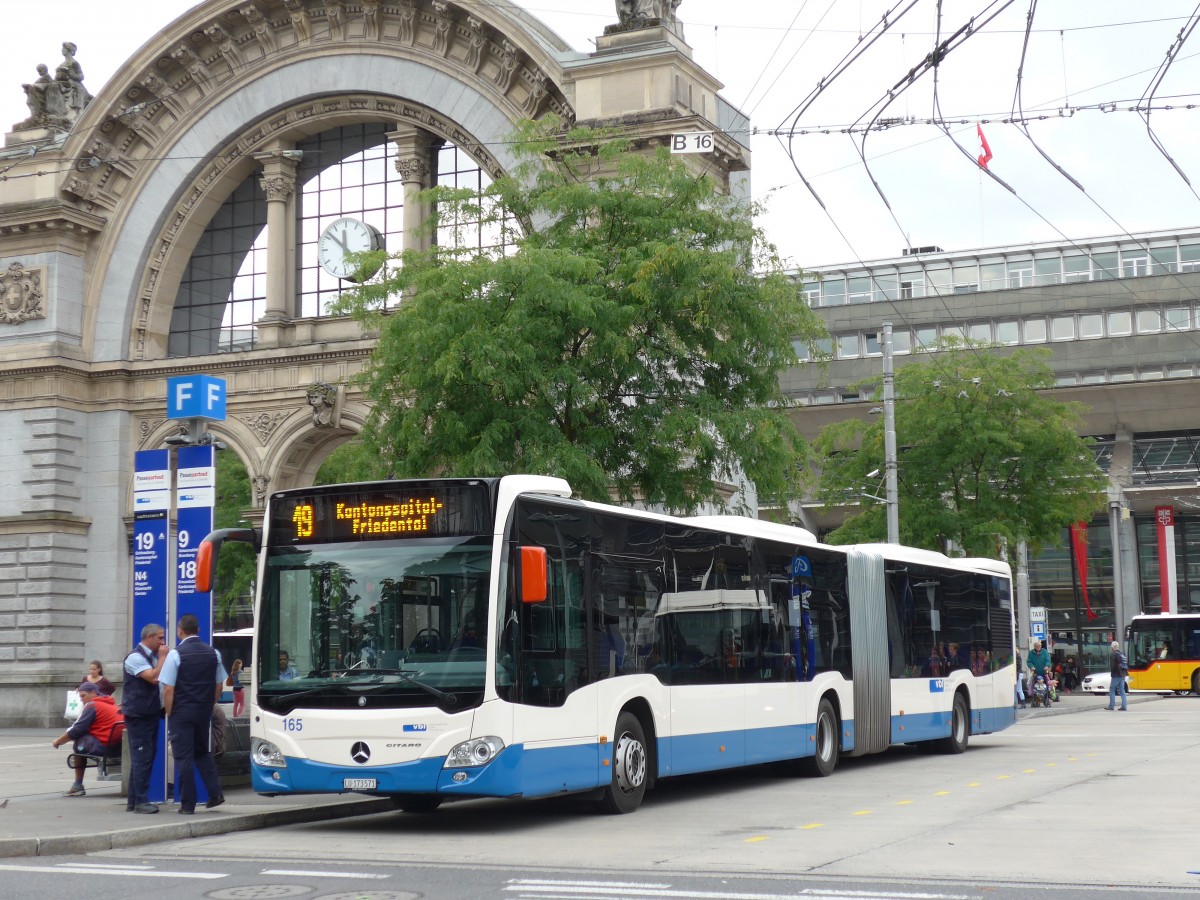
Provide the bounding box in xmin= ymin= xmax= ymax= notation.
xmin=269 ymin=481 xmax=492 ymax=545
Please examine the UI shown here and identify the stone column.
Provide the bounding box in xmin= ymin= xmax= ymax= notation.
xmin=253 ymin=147 xmax=300 ymax=347
xmin=387 ymin=127 xmax=442 ymax=253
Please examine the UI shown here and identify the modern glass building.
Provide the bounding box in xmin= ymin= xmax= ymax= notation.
xmin=783 ymin=230 xmax=1200 ymax=675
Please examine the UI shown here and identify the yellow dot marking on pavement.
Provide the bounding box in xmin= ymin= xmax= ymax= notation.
xmin=801 ymin=823 xmax=823 ymax=830
xmin=934 ymin=790 xmax=951 ymax=796
xmin=995 ymin=774 xmax=1010 ymax=780
xmin=1046 ymin=762 xmax=1057 ymax=767
xmin=895 ymin=800 xmax=914 ymax=805
xmin=1023 ymin=769 xmax=1036 ymax=774
xmin=1086 ymin=752 xmax=1098 ymax=757
xmin=853 ymin=810 xmax=872 ymax=816
xmin=745 ymin=836 xmax=769 ymax=843
xmin=967 ymin=782 xmax=981 ymax=787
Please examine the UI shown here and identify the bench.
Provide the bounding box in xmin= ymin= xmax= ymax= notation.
xmin=64 ymin=719 xmax=125 ymax=782
xmin=66 ymin=748 xmax=122 ymax=782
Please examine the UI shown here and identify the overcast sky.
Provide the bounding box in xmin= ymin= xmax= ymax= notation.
xmin=3 ymin=1 xmax=1199 ymax=269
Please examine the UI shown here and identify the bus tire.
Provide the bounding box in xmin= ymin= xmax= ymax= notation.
xmin=937 ymin=693 xmax=969 ymax=754
xmin=1192 ymin=669 xmax=1200 ymax=696
xmin=391 ymin=794 xmax=443 ymax=813
xmin=597 ymin=712 xmax=648 ymax=814
xmin=800 ymin=698 xmax=839 ymax=777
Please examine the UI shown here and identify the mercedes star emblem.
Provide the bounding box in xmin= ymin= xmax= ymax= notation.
xmin=350 ymin=741 xmax=371 ymax=764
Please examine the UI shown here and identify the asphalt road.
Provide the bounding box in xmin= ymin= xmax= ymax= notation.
xmin=13 ymin=692 xmax=1190 ymax=899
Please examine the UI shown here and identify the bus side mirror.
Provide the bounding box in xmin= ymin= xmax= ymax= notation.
xmin=519 ymin=546 xmax=548 ymax=604
xmin=195 ymin=527 xmax=260 ymax=594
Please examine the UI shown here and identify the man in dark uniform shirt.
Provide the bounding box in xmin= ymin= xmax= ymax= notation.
xmin=122 ymin=623 xmax=168 ymax=813
xmin=160 ymin=614 xmax=227 ymax=814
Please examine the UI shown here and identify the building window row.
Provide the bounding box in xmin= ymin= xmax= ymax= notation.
xmin=794 ymin=303 xmax=1200 ymax=363
xmin=801 ymin=240 xmax=1200 ymax=307
xmin=798 ymin=364 xmax=1198 ymax=407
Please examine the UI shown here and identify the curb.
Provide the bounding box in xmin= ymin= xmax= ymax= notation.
xmin=0 ymin=796 xmax=394 ymax=859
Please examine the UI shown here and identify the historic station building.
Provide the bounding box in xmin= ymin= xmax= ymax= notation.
xmin=0 ymin=0 xmax=750 ymax=724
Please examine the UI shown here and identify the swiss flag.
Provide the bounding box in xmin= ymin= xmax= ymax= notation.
xmin=977 ymin=124 xmax=993 ymax=170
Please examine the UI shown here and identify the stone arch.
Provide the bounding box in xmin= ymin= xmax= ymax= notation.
xmin=132 ymin=94 xmax=508 ymax=360
xmin=60 ymin=0 xmax=574 ymax=363
xmin=261 ymin=399 xmax=370 ymax=497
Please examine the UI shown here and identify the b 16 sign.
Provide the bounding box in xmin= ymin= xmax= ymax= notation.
xmin=670 ymin=132 xmax=714 ymax=154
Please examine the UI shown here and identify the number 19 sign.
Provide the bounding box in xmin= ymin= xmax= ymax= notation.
xmin=670 ymin=132 xmax=714 ymax=154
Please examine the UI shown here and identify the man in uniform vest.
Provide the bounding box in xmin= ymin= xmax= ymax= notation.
xmin=160 ymin=614 xmax=227 ymax=814
xmin=122 ymin=622 xmax=168 ymax=813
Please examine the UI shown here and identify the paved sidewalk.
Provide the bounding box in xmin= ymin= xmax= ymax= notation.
xmin=0 ymin=690 xmax=1162 ymax=858
xmin=0 ymin=727 xmax=390 ymax=858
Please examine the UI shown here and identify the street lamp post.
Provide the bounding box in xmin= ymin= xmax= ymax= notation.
xmin=882 ymin=322 xmax=899 ymax=544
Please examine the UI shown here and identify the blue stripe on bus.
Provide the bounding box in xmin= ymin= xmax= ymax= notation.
xmin=890 ymin=703 xmax=1016 ymax=744
xmin=252 ymin=705 xmax=1011 ymax=799
xmin=252 ymin=742 xmax=604 ymax=799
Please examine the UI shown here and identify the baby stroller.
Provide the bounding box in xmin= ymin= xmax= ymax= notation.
xmin=1030 ymin=675 xmax=1051 ymax=708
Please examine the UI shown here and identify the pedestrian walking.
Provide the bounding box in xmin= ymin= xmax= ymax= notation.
xmin=1106 ymin=639 xmax=1129 ymax=711
xmin=1026 ymin=640 xmax=1051 ymax=696
xmin=122 ymin=623 xmax=168 ymax=814
xmin=81 ymin=660 xmax=116 ymax=695
xmin=160 ymin=614 xmax=227 ymax=814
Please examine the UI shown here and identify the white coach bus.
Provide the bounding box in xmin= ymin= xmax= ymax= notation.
xmin=197 ymin=475 xmax=1016 ymax=813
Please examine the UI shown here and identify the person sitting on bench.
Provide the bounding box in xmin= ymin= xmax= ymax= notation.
xmin=52 ymin=681 xmax=124 ymax=796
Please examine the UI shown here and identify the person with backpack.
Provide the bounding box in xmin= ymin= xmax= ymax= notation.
xmin=1106 ymin=640 xmax=1129 ymax=711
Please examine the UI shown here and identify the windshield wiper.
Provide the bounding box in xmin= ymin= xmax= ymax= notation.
xmin=266 ymin=671 xmax=457 ymax=707
xmin=269 ymin=683 xmax=348 ymax=704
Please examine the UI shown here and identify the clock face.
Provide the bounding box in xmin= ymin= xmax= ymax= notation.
xmin=317 ymin=217 xmax=383 ymax=282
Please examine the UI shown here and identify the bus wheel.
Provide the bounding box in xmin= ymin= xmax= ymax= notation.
xmin=937 ymin=693 xmax=969 ymax=754
xmin=1192 ymin=670 xmax=1200 ymax=695
xmin=800 ymin=698 xmax=839 ymax=777
xmin=598 ymin=712 xmax=647 ymax=814
xmin=391 ymin=794 xmax=443 ymax=813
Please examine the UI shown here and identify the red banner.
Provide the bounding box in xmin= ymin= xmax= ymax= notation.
xmin=1070 ymin=521 xmax=1097 ymax=620
xmin=1157 ymin=506 xmax=1177 ymax=614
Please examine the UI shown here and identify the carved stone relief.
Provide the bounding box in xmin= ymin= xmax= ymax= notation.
xmin=241 ymin=411 xmax=287 ymax=444
xmin=251 ymin=473 xmax=271 ymax=505
xmin=0 ymin=264 xmax=45 ymax=325
xmin=283 ymin=0 xmax=312 ymax=45
xmin=241 ymin=5 xmax=278 ymax=55
xmin=306 ymin=382 xmax=340 ymax=428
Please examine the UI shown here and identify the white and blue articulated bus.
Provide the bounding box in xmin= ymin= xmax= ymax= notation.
xmin=196 ymin=475 xmax=1016 ymax=813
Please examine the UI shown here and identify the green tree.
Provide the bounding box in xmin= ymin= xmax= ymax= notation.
xmin=336 ymin=120 xmax=824 ymax=512
xmin=814 ymin=343 xmax=1106 ymax=559
xmin=315 ymin=439 xmax=390 ymax=485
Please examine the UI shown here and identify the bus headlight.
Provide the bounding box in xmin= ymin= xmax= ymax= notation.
xmin=251 ymin=737 xmax=287 ymax=768
xmin=444 ymin=736 xmax=504 ymax=768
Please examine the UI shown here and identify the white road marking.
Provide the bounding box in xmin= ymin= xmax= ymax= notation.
xmin=260 ymin=868 xmax=390 ymax=879
xmin=506 ymin=880 xmax=974 ymax=900
xmin=0 ymin=863 xmax=224 ymax=880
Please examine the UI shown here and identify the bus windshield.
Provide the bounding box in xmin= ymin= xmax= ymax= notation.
xmin=257 ymin=535 xmax=493 ymax=714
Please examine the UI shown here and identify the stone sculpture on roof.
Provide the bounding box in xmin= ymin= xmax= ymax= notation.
xmin=15 ymin=42 xmax=93 ymax=132
xmin=615 ymin=0 xmax=683 ymax=29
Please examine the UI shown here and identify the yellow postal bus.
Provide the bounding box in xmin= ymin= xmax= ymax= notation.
xmin=1127 ymin=613 xmax=1200 ymax=694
